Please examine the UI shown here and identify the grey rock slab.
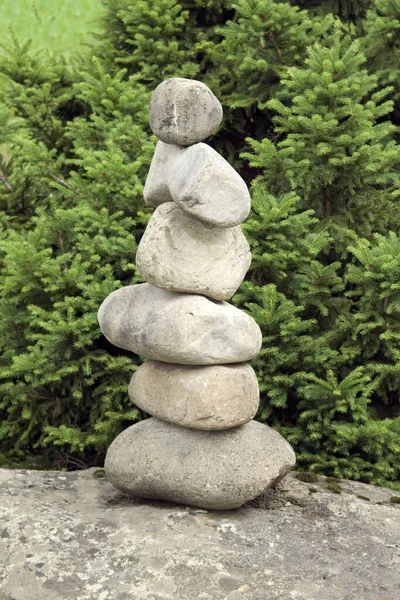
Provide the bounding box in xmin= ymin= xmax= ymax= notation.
xmin=143 ymin=141 xmax=184 ymax=208
xmin=149 ymin=77 xmax=223 ymax=146
xmin=169 ymin=142 xmax=251 ymax=228
xmin=97 ymin=283 xmax=262 ymax=364
xmin=105 ymin=418 xmax=296 ymax=509
xmin=136 ymin=203 xmax=251 ymax=301
xmin=128 ymin=361 xmax=259 ymax=430
xmin=1 ymin=468 xmax=399 ymax=600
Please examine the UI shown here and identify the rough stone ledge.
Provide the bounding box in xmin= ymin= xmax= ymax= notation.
xmin=0 ymin=468 xmax=399 ymax=600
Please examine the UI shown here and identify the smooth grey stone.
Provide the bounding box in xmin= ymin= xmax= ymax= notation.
xmin=136 ymin=203 xmax=251 ymax=301
xmin=143 ymin=141 xmax=184 ymax=208
xmin=168 ymin=143 xmax=251 ymax=227
xmin=104 ymin=418 xmax=296 ymax=509
xmin=149 ymin=78 xmax=223 ymax=146
xmin=128 ymin=361 xmax=259 ymax=430
xmin=97 ymin=283 xmax=262 ymax=364
xmin=144 ymin=142 xmax=251 ymax=228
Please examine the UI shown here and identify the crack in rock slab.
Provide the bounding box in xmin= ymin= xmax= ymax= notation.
xmin=0 ymin=469 xmax=399 ymax=600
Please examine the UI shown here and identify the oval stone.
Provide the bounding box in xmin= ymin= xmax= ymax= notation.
xmin=168 ymin=143 xmax=251 ymax=228
xmin=136 ymin=203 xmax=251 ymax=301
xmin=97 ymin=284 xmax=262 ymax=364
xmin=129 ymin=361 xmax=259 ymax=430
xmin=149 ymin=78 xmax=223 ymax=146
xmin=104 ymin=418 xmax=296 ymax=510
xmin=143 ymin=141 xmax=251 ymax=228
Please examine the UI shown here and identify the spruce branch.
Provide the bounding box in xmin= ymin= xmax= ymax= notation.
xmin=51 ymin=175 xmax=79 ymax=194
xmin=323 ymin=154 xmax=332 ymax=218
xmin=268 ymin=32 xmax=284 ymax=64
xmin=51 ymin=452 xmax=88 ymax=471
xmin=0 ymin=167 xmax=13 ymax=192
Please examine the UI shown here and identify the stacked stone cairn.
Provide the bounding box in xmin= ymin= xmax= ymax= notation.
xmin=98 ymin=78 xmax=296 ymax=510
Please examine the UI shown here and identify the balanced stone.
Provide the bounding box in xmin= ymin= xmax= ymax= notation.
xmin=143 ymin=141 xmax=251 ymax=228
xmin=129 ymin=361 xmax=259 ymax=430
xmin=136 ymin=203 xmax=251 ymax=301
xmin=149 ymin=78 xmax=223 ymax=146
xmin=143 ymin=142 xmax=251 ymax=227
xmin=104 ymin=418 xmax=296 ymax=510
xmin=98 ymin=283 xmax=262 ymax=364
xmin=143 ymin=141 xmax=184 ymax=207
xmin=168 ymin=143 xmax=251 ymax=228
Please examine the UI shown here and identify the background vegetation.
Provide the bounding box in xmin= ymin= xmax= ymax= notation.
xmin=0 ymin=0 xmax=104 ymax=56
xmin=0 ymin=0 xmax=399 ymax=487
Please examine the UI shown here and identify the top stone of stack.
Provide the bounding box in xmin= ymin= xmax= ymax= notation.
xmin=149 ymin=78 xmax=223 ymax=146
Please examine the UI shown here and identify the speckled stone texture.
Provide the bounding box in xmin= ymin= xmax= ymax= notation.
xmin=136 ymin=203 xmax=251 ymax=300
xmin=104 ymin=419 xmax=295 ymax=509
xmin=149 ymin=78 xmax=223 ymax=146
xmin=1 ymin=468 xmax=399 ymax=600
xmin=128 ymin=361 xmax=259 ymax=430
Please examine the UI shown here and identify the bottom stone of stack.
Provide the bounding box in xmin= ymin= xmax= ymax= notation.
xmin=104 ymin=418 xmax=296 ymax=510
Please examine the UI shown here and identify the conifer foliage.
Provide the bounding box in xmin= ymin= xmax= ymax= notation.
xmin=246 ymin=35 xmax=400 ymax=244
xmin=0 ymin=0 xmax=399 ymax=487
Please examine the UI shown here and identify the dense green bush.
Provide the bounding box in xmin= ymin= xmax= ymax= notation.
xmin=0 ymin=0 xmax=399 ymax=487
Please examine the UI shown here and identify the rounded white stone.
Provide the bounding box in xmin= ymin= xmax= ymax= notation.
xmin=168 ymin=143 xmax=251 ymax=227
xmin=104 ymin=418 xmax=296 ymax=510
xmin=149 ymin=78 xmax=223 ymax=146
xmin=129 ymin=361 xmax=260 ymax=430
xmin=136 ymin=203 xmax=251 ymax=301
xmin=97 ymin=283 xmax=262 ymax=364
xmin=143 ymin=141 xmax=251 ymax=228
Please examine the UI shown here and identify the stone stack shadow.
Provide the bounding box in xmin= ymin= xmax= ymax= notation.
xmin=98 ymin=78 xmax=295 ymax=510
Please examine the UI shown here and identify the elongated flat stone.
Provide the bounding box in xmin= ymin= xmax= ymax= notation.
xmin=149 ymin=78 xmax=223 ymax=146
xmin=104 ymin=418 xmax=296 ymax=510
xmin=136 ymin=203 xmax=251 ymax=301
xmin=129 ymin=361 xmax=259 ymax=430
xmin=97 ymin=283 xmax=262 ymax=364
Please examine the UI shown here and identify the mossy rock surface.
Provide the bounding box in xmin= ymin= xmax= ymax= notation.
xmin=295 ymin=472 xmax=319 ymax=483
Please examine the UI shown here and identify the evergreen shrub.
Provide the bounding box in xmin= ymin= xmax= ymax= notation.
xmin=0 ymin=0 xmax=399 ymax=487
